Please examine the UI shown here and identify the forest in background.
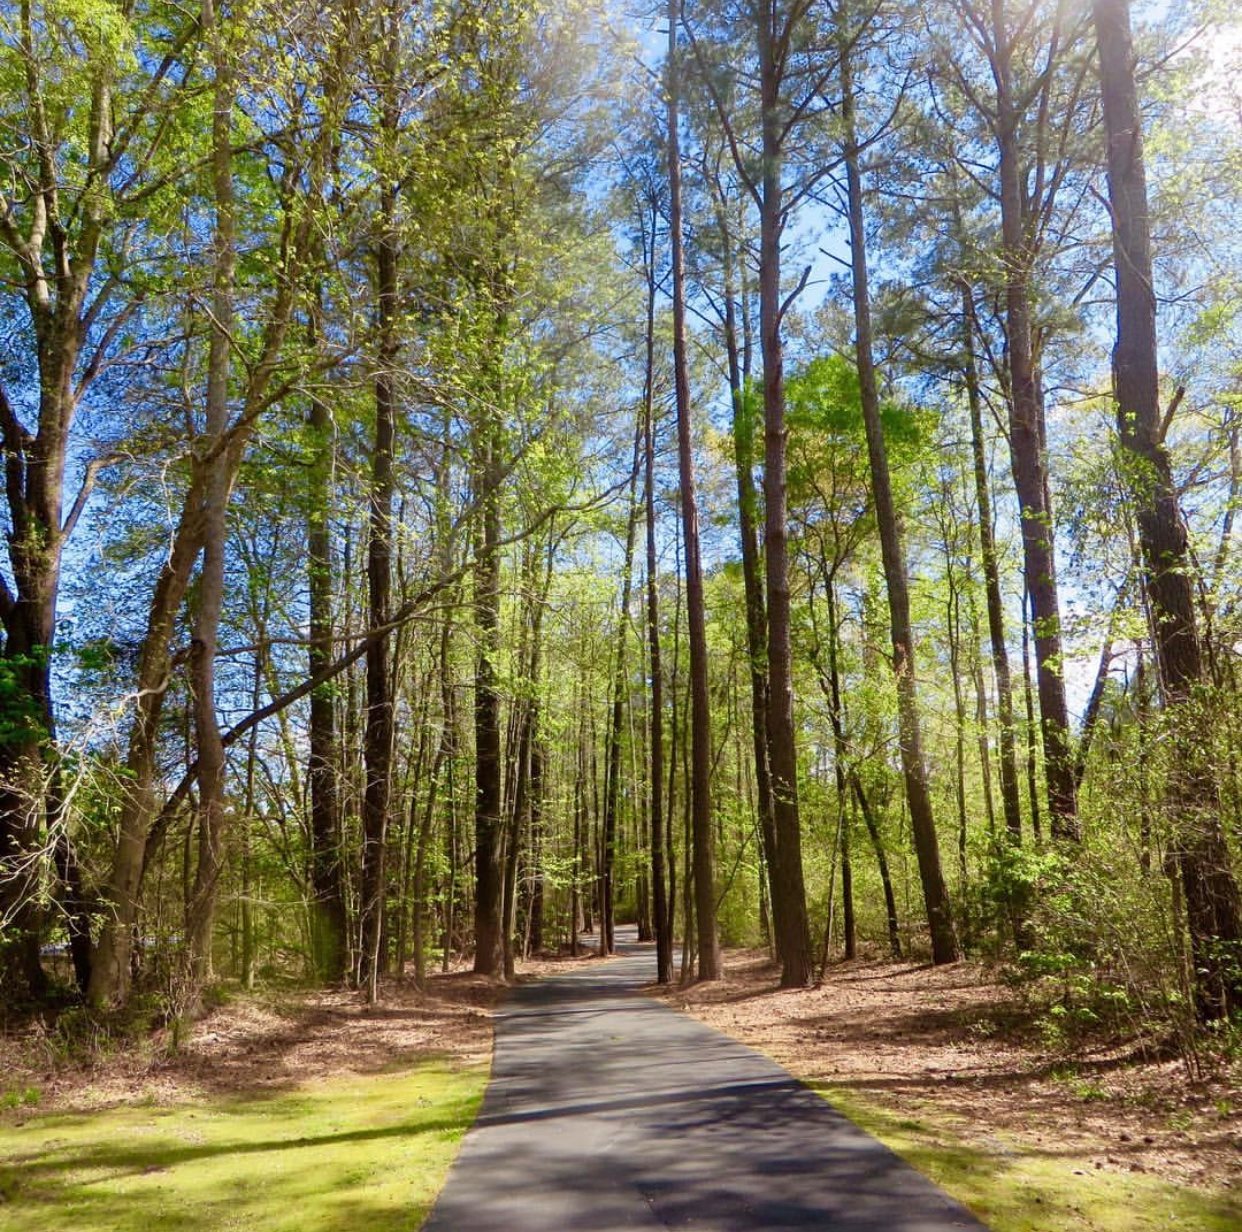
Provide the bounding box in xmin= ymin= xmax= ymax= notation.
xmin=0 ymin=0 xmax=1240 ymax=1071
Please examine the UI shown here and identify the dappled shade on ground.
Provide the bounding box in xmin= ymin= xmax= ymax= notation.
xmin=426 ymin=928 xmax=987 ymax=1231
xmin=664 ymin=947 xmax=1242 ymax=1232
xmin=0 ymin=1060 xmax=485 ymax=1232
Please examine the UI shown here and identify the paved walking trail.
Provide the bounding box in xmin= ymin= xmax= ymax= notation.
xmin=425 ymin=928 xmax=989 ymax=1230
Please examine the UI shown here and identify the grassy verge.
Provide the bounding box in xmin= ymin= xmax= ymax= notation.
xmin=811 ymin=1082 xmax=1240 ymax=1232
xmin=0 ymin=1058 xmax=486 ymax=1232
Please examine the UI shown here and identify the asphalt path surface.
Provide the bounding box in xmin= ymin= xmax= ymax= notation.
xmin=424 ymin=927 xmax=989 ymax=1231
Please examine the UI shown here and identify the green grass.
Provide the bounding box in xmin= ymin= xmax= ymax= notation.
xmin=0 ymin=1059 xmax=487 ymax=1232
xmin=811 ymin=1083 xmax=1241 ymax=1231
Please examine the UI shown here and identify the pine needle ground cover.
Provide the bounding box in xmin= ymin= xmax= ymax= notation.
xmin=665 ymin=949 xmax=1241 ymax=1232
xmin=820 ymin=1085 xmax=1239 ymax=1232
xmin=0 ymin=975 xmax=495 ymax=1232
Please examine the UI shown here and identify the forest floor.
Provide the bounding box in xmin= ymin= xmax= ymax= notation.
xmin=0 ymin=970 xmax=497 ymax=1231
xmin=3 ymin=945 xmax=1239 ymax=1230
xmin=658 ymin=946 xmax=1241 ymax=1229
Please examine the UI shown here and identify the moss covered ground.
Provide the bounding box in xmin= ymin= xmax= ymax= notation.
xmin=0 ymin=1059 xmax=486 ymax=1232
xmin=816 ymin=1083 xmax=1240 ymax=1232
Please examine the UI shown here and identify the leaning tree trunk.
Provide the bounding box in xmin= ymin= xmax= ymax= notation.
xmin=88 ymin=467 xmax=210 ymax=1007
xmin=840 ymin=19 xmax=958 ymax=962
xmin=1093 ymin=0 xmax=1242 ymax=1018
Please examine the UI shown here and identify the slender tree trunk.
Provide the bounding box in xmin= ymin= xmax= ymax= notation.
xmin=360 ymin=159 xmax=398 ymax=1003
xmin=472 ymin=439 xmax=503 ymax=975
xmin=643 ymin=261 xmax=674 ymax=985
xmin=852 ymin=774 xmax=901 ymax=957
xmin=306 ymin=367 xmax=348 ymax=983
xmin=412 ymin=630 xmax=450 ymax=988
xmin=181 ymin=13 xmax=238 ymax=1006
xmin=961 ymin=285 xmax=1023 ymax=843
xmin=1021 ymin=585 xmax=1042 ymax=842
xmin=668 ymin=0 xmax=720 ymax=980
xmin=969 ymin=603 xmax=996 ymax=836
xmin=993 ymin=6 xmax=1078 ymax=839
xmin=823 ymin=579 xmax=856 ymax=963
xmin=601 ymin=433 xmax=642 ymax=956
xmin=841 ymin=22 xmax=958 ymax=961
xmin=947 ymin=570 xmax=969 ymax=893
xmin=755 ymin=0 xmax=812 ymax=986
xmin=715 ymin=190 xmax=781 ymax=961
xmin=1075 ymin=604 xmax=1120 ymax=790
xmin=1093 ymin=0 xmax=1242 ymax=1017
xmin=571 ymin=726 xmax=584 ymax=956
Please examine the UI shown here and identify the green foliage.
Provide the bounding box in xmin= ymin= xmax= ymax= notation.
xmin=0 ymin=1086 xmax=41 ymax=1110
xmin=0 ymin=652 xmax=50 ymax=746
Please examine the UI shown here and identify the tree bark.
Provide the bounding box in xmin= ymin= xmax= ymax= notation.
xmin=717 ymin=194 xmax=782 ymax=964
xmin=0 ymin=2 xmax=119 ymax=997
xmin=1092 ymin=0 xmax=1242 ymax=1017
xmin=472 ymin=413 xmax=504 ymax=976
xmin=642 ymin=250 xmax=674 ymax=984
xmin=840 ymin=18 xmax=958 ymax=962
xmin=755 ymin=0 xmax=812 ymax=986
xmin=601 ymin=431 xmax=642 ymax=956
xmin=961 ymin=284 xmax=1024 ymax=844
xmin=183 ymin=13 xmax=237 ymax=1002
xmin=360 ymin=145 xmax=398 ymax=1002
xmin=306 ymin=368 xmax=348 ymax=983
xmin=667 ymin=0 xmax=720 ymax=980
xmin=992 ymin=3 xmax=1079 ymax=840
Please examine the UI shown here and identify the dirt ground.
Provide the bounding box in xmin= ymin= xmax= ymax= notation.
xmin=656 ymin=948 xmax=1241 ymax=1196
xmin=0 ymin=967 xmax=498 ymax=1113
xmin=6 ymin=943 xmax=1238 ymax=1200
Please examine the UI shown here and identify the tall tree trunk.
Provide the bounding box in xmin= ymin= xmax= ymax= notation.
xmin=306 ymin=362 xmax=348 ymax=983
xmin=947 ymin=566 xmax=969 ymax=893
xmin=823 ymin=578 xmax=856 ymax=963
xmin=472 ymin=417 xmax=504 ymax=975
xmin=601 ymin=433 xmax=642 ymax=956
xmin=961 ymin=284 xmax=1023 ymax=843
xmin=756 ymin=0 xmax=812 ymax=986
xmin=88 ymin=469 xmax=211 ymax=1007
xmin=0 ymin=5 xmax=117 ymax=998
xmin=667 ymin=0 xmax=720 ymax=980
xmin=1021 ymin=586 xmax=1043 ymax=842
xmin=643 ymin=258 xmax=674 ymax=984
xmin=713 ymin=185 xmax=782 ymax=962
xmin=1093 ymin=0 xmax=1242 ymax=1017
xmin=840 ymin=19 xmax=958 ymax=962
xmin=993 ymin=5 xmax=1078 ymax=840
xmin=360 ymin=150 xmax=398 ymax=1002
xmin=184 ymin=15 xmax=237 ymax=1002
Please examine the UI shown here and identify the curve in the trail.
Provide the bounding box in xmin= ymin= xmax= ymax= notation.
xmin=424 ymin=928 xmax=989 ymax=1231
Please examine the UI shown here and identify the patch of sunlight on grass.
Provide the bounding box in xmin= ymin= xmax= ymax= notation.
xmin=809 ymin=1082 xmax=1241 ymax=1232
xmin=0 ymin=1058 xmax=487 ymax=1232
